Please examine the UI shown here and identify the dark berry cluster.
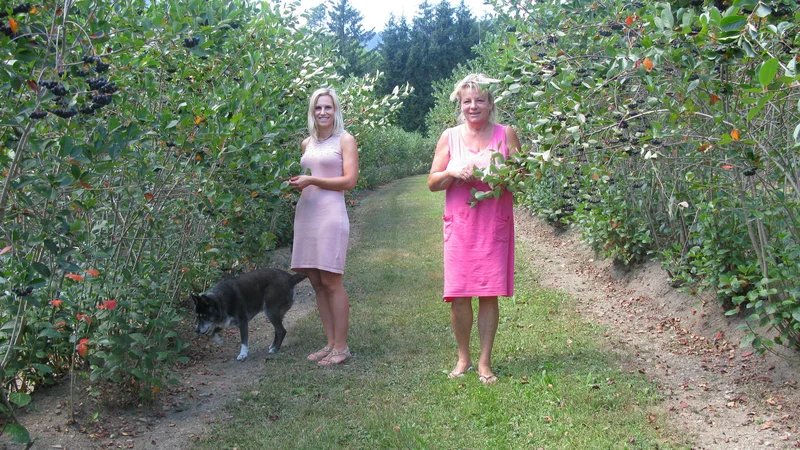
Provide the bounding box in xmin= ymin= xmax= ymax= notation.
xmin=40 ymin=81 xmax=69 ymax=96
xmin=12 ymin=286 xmax=34 ymax=296
xmin=51 ymin=108 xmax=77 ymax=119
xmin=30 ymin=111 xmax=47 ymax=119
xmin=82 ymin=55 xmax=102 ymax=64
xmin=182 ymin=36 xmax=200 ymax=48
xmin=86 ymin=77 xmax=109 ymax=90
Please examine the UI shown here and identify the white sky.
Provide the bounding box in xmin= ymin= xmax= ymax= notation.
xmin=295 ymin=0 xmax=495 ymax=31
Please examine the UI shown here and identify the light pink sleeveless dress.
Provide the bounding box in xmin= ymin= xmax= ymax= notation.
xmin=290 ymin=134 xmax=349 ymax=274
xmin=441 ymin=124 xmax=514 ymax=301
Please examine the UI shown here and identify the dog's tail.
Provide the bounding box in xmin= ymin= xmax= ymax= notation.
xmin=288 ymin=272 xmax=308 ymax=287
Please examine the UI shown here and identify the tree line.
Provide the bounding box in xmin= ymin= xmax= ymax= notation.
xmin=303 ymin=0 xmax=489 ymax=132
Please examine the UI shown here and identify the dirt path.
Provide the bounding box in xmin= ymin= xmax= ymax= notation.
xmin=514 ymin=210 xmax=799 ymax=449
xmin=3 ymin=194 xmax=799 ymax=449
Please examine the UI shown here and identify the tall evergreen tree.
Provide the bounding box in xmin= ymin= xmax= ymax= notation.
xmin=377 ymin=15 xmax=411 ymax=94
xmin=305 ymin=3 xmax=328 ymax=32
xmin=328 ymin=0 xmax=377 ymax=77
xmin=383 ymin=0 xmax=480 ymax=133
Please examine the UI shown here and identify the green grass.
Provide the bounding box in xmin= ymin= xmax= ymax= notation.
xmin=195 ymin=175 xmax=687 ymax=449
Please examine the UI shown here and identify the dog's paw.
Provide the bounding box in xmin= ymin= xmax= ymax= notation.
xmin=268 ymin=346 xmax=279 ymax=354
xmin=212 ymin=335 xmax=223 ymax=345
xmin=236 ymin=353 xmax=248 ymax=361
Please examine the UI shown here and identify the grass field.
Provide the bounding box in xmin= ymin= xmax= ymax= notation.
xmin=195 ymin=175 xmax=684 ymax=449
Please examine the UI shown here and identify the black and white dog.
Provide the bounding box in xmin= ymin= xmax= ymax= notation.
xmin=192 ymin=268 xmax=307 ymax=361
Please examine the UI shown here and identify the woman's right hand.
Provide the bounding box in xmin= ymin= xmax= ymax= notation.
xmin=288 ymin=175 xmax=313 ymax=191
xmin=450 ymin=164 xmax=475 ymax=182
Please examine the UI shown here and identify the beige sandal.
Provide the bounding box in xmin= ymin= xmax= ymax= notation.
xmin=307 ymin=346 xmax=332 ymax=361
xmin=317 ymin=347 xmax=351 ymax=366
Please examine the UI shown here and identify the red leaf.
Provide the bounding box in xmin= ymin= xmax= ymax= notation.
xmin=27 ymin=80 xmax=38 ymax=91
xmin=9 ymin=18 xmax=18 ymax=34
xmin=65 ymin=273 xmax=84 ymax=281
xmin=714 ymin=331 xmax=724 ymax=340
xmin=102 ymin=300 xmax=117 ymax=310
xmin=721 ymin=165 xmax=733 ymax=170
xmin=626 ymin=16 xmax=634 ymax=26
xmin=50 ymin=299 xmax=63 ymax=307
xmin=86 ymin=269 xmax=100 ymax=277
xmin=741 ymin=351 xmax=754 ymax=358
xmin=710 ymin=94 xmax=720 ymax=105
xmin=643 ymin=58 xmax=654 ymax=72
xmin=0 ymin=245 xmax=11 ymax=256
xmin=76 ymin=313 xmax=92 ymax=323
xmin=680 ymin=401 xmax=689 ymax=408
xmin=78 ymin=181 xmax=92 ymax=189
xmin=77 ymin=343 xmax=88 ymax=358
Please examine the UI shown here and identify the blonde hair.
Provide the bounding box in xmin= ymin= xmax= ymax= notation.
xmin=450 ymin=73 xmax=499 ymax=124
xmin=307 ymin=88 xmax=345 ymax=140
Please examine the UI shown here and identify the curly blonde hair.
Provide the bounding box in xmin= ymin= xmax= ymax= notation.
xmin=450 ymin=73 xmax=500 ymax=124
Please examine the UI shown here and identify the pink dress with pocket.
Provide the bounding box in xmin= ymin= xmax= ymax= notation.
xmin=441 ymin=123 xmax=514 ymax=301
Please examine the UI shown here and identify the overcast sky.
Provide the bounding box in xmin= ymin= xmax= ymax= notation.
xmin=295 ymin=0 xmax=494 ymax=31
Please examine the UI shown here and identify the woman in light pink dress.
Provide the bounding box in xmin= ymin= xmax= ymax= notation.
xmin=289 ymin=88 xmax=359 ymax=366
xmin=428 ymin=74 xmax=521 ymax=384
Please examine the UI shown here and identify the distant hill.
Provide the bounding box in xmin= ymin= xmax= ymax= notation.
xmin=366 ymin=31 xmax=382 ymax=50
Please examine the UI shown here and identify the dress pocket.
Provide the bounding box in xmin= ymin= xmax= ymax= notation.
xmin=494 ymin=214 xmax=511 ymax=243
xmin=443 ymin=214 xmax=454 ymax=243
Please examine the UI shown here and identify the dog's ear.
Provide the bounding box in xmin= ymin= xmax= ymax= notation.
xmin=191 ymin=294 xmax=201 ymax=306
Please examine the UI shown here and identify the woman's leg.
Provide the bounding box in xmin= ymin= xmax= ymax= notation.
xmin=300 ymin=269 xmax=335 ymax=350
xmin=476 ymin=296 xmax=499 ymax=381
xmin=450 ymin=297 xmax=473 ymax=375
xmin=318 ymin=270 xmax=349 ymax=352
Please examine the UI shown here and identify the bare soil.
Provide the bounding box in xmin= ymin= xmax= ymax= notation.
xmin=2 ymin=197 xmax=798 ymax=449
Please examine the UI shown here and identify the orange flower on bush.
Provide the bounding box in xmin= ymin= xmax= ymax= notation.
xmin=76 ymin=313 xmax=92 ymax=323
xmin=65 ymin=273 xmax=84 ymax=282
xmin=50 ymin=299 xmax=63 ymax=307
xmin=98 ymin=300 xmax=117 ymax=310
xmin=86 ymin=269 xmax=100 ymax=277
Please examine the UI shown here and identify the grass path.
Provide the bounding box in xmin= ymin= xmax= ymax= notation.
xmin=196 ymin=175 xmax=682 ymax=449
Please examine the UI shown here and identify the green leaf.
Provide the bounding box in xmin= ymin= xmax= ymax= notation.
xmin=758 ymin=58 xmax=779 ymax=87
xmin=5 ymin=424 xmax=30 ymax=443
xmin=755 ymin=5 xmax=771 ymax=18
xmin=32 ymin=262 xmax=51 ymax=278
xmin=9 ymin=392 xmax=32 ymax=407
xmin=739 ymin=332 xmax=756 ymax=348
xmin=719 ymin=15 xmax=747 ymax=33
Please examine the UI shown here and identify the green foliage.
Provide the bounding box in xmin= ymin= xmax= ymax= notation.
xmin=0 ymin=0 xmax=412 ymax=434
xmin=437 ymin=0 xmax=800 ymax=351
xmin=358 ymin=126 xmax=434 ymax=188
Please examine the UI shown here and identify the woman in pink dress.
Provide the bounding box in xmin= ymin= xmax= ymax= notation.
xmin=428 ymin=74 xmax=521 ymax=384
xmin=289 ymin=88 xmax=359 ymax=366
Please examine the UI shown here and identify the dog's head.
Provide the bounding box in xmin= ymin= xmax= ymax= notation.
xmin=192 ymin=293 xmax=223 ymax=336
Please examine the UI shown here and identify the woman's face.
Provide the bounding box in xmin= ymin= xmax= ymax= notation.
xmin=460 ymin=87 xmax=492 ymax=127
xmin=314 ymin=95 xmax=335 ymax=129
